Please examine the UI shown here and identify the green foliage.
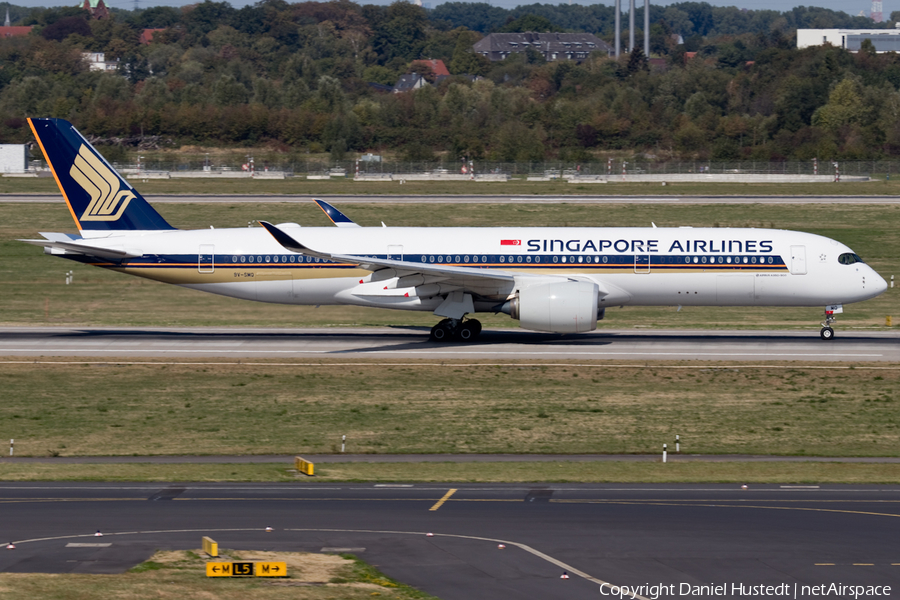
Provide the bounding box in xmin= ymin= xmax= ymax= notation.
xmin=811 ymin=78 xmax=865 ymax=132
xmin=363 ymin=65 xmax=395 ymax=85
xmin=498 ymin=14 xmax=562 ymax=33
xmin=3 ymin=0 xmax=900 ymax=160
xmin=449 ymin=29 xmax=489 ymax=75
xmin=401 ymin=141 xmax=435 ymax=161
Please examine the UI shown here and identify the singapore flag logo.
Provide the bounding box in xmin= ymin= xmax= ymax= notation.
xmin=500 ymin=239 xmax=521 ymax=246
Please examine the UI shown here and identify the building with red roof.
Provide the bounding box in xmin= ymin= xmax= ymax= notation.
xmin=411 ymin=59 xmax=450 ymax=77
xmin=140 ymin=29 xmax=166 ymax=45
xmin=0 ymin=26 xmax=31 ymax=38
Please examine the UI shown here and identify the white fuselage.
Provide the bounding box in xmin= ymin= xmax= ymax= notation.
xmin=70 ymin=225 xmax=887 ymax=314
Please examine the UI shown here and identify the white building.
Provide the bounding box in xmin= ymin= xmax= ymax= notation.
xmin=797 ymin=28 xmax=900 ymax=53
xmin=0 ymin=145 xmax=27 ymax=173
xmin=82 ymin=52 xmax=118 ymax=72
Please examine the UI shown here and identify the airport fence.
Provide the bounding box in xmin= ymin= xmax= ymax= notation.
xmin=94 ymin=159 xmax=900 ymax=178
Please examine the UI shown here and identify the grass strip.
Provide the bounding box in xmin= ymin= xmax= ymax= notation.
xmin=1 ymin=361 xmax=898 ymax=457
xmin=0 ymin=549 xmax=436 ymax=600
xmin=1 ymin=461 xmax=899 ymax=483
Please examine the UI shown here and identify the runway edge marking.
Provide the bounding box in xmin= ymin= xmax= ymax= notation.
xmin=5 ymin=526 xmax=648 ymax=597
xmin=285 ymin=527 xmax=651 ymax=599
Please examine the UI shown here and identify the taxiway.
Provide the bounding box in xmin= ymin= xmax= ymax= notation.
xmin=0 ymin=483 xmax=898 ymax=599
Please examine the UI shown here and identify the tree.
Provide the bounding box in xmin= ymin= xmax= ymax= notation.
xmin=213 ymin=75 xmax=250 ymax=106
xmin=41 ymin=16 xmax=91 ymax=41
xmin=429 ymin=2 xmax=509 ymax=33
xmin=811 ymin=78 xmax=865 ymax=132
xmin=499 ymin=14 xmax=562 ymax=33
xmin=131 ymin=6 xmax=181 ymax=29
xmin=370 ymin=1 xmax=428 ymax=64
xmin=575 ymin=123 xmax=597 ymax=147
xmin=619 ymin=47 xmax=648 ymax=78
xmin=449 ymin=30 xmax=490 ymax=76
xmin=316 ymin=75 xmax=346 ymax=113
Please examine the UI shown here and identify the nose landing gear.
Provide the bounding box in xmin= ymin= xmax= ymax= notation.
xmin=429 ymin=318 xmax=482 ymax=342
xmin=820 ymin=304 xmax=842 ymax=340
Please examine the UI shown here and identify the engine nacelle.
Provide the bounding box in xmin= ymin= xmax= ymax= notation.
xmin=506 ymin=281 xmax=599 ymax=333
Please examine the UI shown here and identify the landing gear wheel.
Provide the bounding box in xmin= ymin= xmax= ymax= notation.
xmin=430 ymin=322 xmax=452 ymax=342
xmin=820 ymin=306 xmax=840 ymax=341
xmin=468 ymin=319 xmax=482 ymax=336
xmin=456 ymin=320 xmax=481 ymax=342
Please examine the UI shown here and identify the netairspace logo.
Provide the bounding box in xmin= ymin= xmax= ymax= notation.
xmin=598 ymin=582 xmax=892 ymax=600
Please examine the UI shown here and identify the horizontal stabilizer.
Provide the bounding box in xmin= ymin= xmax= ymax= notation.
xmin=19 ymin=237 xmax=141 ymax=259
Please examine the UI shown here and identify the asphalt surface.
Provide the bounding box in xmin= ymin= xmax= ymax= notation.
xmin=4 ymin=194 xmax=900 ymax=204
xmin=1 ymin=326 xmax=898 ymax=362
xmin=1 ymin=482 xmax=898 ymax=599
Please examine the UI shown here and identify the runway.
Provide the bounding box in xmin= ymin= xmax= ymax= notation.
xmin=3 ymin=194 xmax=900 ymax=204
xmin=1 ymin=483 xmax=898 ymax=599
xmin=1 ymin=326 xmax=898 ymax=362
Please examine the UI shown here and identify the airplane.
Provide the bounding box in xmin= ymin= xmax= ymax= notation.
xmin=21 ymin=117 xmax=888 ymax=342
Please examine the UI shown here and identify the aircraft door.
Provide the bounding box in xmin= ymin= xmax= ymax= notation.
xmin=387 ymin=245 xmax=403 ymax=261
xmin=790 ymin=245 xmax=807 ymax=275
xmin=199 ymin=244 xmax=214 ymax=273
xmin=634 ymin=254 xmax=650 ymax=274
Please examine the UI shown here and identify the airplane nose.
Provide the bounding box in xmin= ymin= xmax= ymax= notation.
xmin=872 ymin=271 xmax=888 ymax=295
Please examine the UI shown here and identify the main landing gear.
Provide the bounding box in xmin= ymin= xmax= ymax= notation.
xmin=430 ymin=318 xmax=482 ymax=342
xmin=820 ymin=305 xmax=841 ymax=340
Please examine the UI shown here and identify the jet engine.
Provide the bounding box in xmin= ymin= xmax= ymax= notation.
xmin=501 ymin=281 xmax=600 ymax=333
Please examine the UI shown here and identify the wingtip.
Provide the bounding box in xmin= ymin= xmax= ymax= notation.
xmin=259 ymin=220 xmax=308 ymax=253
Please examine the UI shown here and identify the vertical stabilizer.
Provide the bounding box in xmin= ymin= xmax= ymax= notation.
xmin=28 ymin=118 xmax=174 ymax=232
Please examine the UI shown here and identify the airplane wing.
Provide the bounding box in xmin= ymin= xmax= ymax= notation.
xmin=259 ymin=220 xmax=518 ymax=288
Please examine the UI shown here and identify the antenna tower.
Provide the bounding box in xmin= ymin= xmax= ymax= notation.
xmin=872 ymin=0 xmax=883 ymax=22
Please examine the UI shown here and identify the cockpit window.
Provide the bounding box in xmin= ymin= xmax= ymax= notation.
xmin=838 ymin=253 xmax=864 ymax=265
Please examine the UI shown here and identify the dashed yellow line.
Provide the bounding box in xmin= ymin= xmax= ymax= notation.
xmin=429 ymin=488 xmax=457 ymax=511
xmin=814 ymin=563 xmax=835 ymax=566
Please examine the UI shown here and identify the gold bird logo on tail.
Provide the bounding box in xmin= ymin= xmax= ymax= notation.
xmin=69 ymin=144 xmax=135 ymax=221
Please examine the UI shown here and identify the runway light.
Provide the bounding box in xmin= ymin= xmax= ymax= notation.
xmin=560 ymin=572 xmax=570 ymax=579
xmin=497 ymin=544 xmax=505 ymax=549
xmin=265 ymin=527 xmax=273 ymax=532
xmin=95 ymin=530 xmax=103 ymax=537
xmin=6 ymin=542 xmax=15 ymax=549
xmin=741 ymin=485 xmax=748 ymax=490
xmin=426 ymin=533 xmax=434 ymax=537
